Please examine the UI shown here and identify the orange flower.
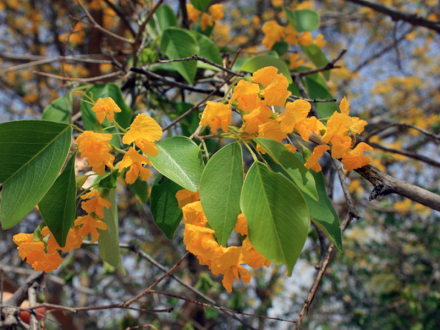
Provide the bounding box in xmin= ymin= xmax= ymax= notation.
xmin=199 ymin=101 xmax=231 ymax=133
xmin=81 ymin=189 xmax=112 ymax=219
xmin=241 ymin=104 xmax=272 ymax=134
xmin=186 ymin=4 xmax=200 ymax=22
xmin=210 ymin=246 xmax=251 ymax=292
xmin=341 ymin=142 xmax=373 ymax=170
xmin=279 ymin=100 xmax=311 ymax=133
xmin=340 ymin=96 xmax=350 ymax=115
xmin=305 ymin=145 xmax=330 ymax=172
xmin=123 ymin=114 xmax=162 ymax=156
xmin=76 ymin=131 xmax=114 ymax=175
xmin=284 ymin=24 xmax=299 ymax=46
xmin=295 ymin=116 xmax=327 ymax=141
xmin=183 ymin=224 xmax=219 ymax=259
xmin=32 ymin=252 xmax=63 ymax=273
xmin=42 ymin=227 xmax=83 ymax=253
xmin=74 ymin=215 xmax=108 ymax=242
xmin=252 ymin=66 xmax=279 ymax=88
xmin=175 ymin=189 xmax=200 ymax=209
xmin=330 ymin=135 xmax=352 ymax=159
xmin=209 ymin=4 xmax=224 ymax=21
xmin=338 ymin=97 xmax=368 ymax=134
xmin=314 ymin=34 xmax=326 ymax=48
xmin=262 ymin=20 xmax=285 ymax=49
xmin=234 ymin=213 xmax=248 ymax=236
xmin=182 ymin=201 xmax=207 ymax=227
xmin=284 ymin=144 xmax=297 ymax=153
xmin=252 ymin=67 xmax=291 ymax=107
xmin=230 ymin=80 xmax=261 ymax=113
xmin=258 ymin=120 xmax=287 ymax=142
xmin=91 ymin=97 xmax=121 ymax=124
xmin=240 ymin=237 xmax=271 ymax=268
xmin=321 ymin=112 xmax=352 ymax=144
xmin=201 ymin=13 xmax=213 ymax=30
xmin=289 ymin=53 xmax=305 ymax=69
xmin=298 ymin=31 xmax=313 ymax=46
xmin=119 ymin=147 xmax=152 ymax=184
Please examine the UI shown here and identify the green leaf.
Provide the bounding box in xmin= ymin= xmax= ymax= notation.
xmin=191 ymin=31 xmax=223 ymax=65
xmin=80 ymin=83 xmax=132 ymax=147
xmin=284 ymin=8 xmax=320 ymax=32
xmin=38 ymin=153 xmax=77 ymax=247
xmin=192 ymin=21 xmax=215 ymax=37
xmin=240 ymin=55 xmax=293 ymax=84
xmin=98 ymin=169 xmax=119 ymax=190
xmin=42 ymin=91 xmax=73 ymax=124
xmin=0 ymin=121 xmax=72 ymax=229
xmin=155 ymin=4 xmax=178 ymax=31
xmin=190 ymin=0 xmax=211 ymax=11
xmin=128 ymin=178 xmax=149 ymax=204
xmin=295 ymin=153 xmax=342 ymax=251
xmin=160 ymin=27 xmax=199 ymax=85
xmin=148 ymin=136 xmax=204 ymax=192
xmin=200 ymin=143 xmax=243 ymax=245
xmin=254 ymin=138 xmax=318 ymax=201
xmin=272 ymin=41 xmax=288 ymax=56
xmin=304 ymin=74 xmax=338 ymax=117
xmin=301 ymin=44 xmax=331 ymax=80
xmin=240 ymin=162 xmax=310 ymax=276
xmin=98 ymin=189 xmax=126 ymax=274
xmin=150 ymin=174 xmax=183 ymax=240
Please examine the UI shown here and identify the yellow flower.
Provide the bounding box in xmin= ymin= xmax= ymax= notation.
xmin=210 ymin=246 xmax=251 ymax=292
xmin=32 ymin=252 xmax=63 ymax=273
xmin=74 ymin=215 xmax=108 ymax=242
xmin=199 ymin=101 xmax=232 ymax=133
xmin=258 ymin=120 xmax=287 ymax=143
xmin=284 ymin=144 xmax=297 ymax=153
xmin=183 ymin=224 xmax=219 ymax=260
xmin=330 ymin=135 xmax=352 ymax=159
xmin=284 ymin=24 xmax=299 ymax=45
xmin=81 ymin=189 xmax=112 ymax=219
xmin=119 ymin=147 xmax=152 ymax=184
xmin=186 ymin=4 xmax=200 ymax=22
xmin=295 ymin=117 xmax=327 ymax=142
xmin=279 ymin=100 xmax=311 ymax=133
xmin=252 ymin=66 xmax=279 ymax=88
xmin=252 ymin=67 xmax=290 ymax=107
xmin=262 ymin=20 xmax=285 ymax=49
xmin=340 ymin=96 xmax=350 ymax=115
xmin=394 ymin=199 xmax=411 ymax=215
xmin=241 ymin=104 xmax=272 ymax=134
xmin=182 ymin=201 xmax=208 ymax=227
xmin=229 ymin=80 xmax=261 ymax=113
xmin=341 ymin=142 xmax=373 ymax=171
xmin=321 ymin=112 xmax=353 ymax=143
xmin=201 ymin=12 xmax=213 ymax=30
xmin=91 ymin=97 xmax=121 ymax=124
xmin=240 ymin=237 xmax=271 ymax=268
xmin=209 ymin=4 xmax=224 ymax=21
xmin=122 ymin=114 xmax=162 ymax=156
xmin=234 ymin=213 xmax=248 ymax=236
xmin=298 ymin=31 xmax=313 ymax=46
xmin=305 ymin=145 xmax=330 ymax=172
xmin=42 ymin=227 xmax=83 ymax=253
xmin=77 ymin=131 xmax=114 ymax=175
xmin=314 ymin=34 xmax=326 ymax=48
xmin=175 ymin=189 xmax=200 ymax=209
xmin=289 ymin=53 xmax=305 ymax=69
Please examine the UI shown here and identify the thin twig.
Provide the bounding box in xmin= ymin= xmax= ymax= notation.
xmin=103 ymin=0 xmax=136 ymax=37
xmin=27 ymin=284 xmax=38 ymax=330
xmin=288 ymin=95 xmax=336 ymax=103
xmin=76 ymin=0 xmax=134 ymax=43
xmin=332 ymin=158 xmax=361 ymax=219
xmin=22 ymin=303 xmax=172 ymax=314
xmin=33 ymin=70 xmax=122 ymax=83
xmin=298 ymin=49 xmax=347 ymax=77
xmin=122 ymin=252 xmax=189 ymax=307
xmin=159 ymin=54 xmax=245 ymax=77
xmin=366 ymin=122 xmax=440 ymax=143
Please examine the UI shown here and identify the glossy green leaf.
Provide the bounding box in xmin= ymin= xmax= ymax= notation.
xmin=148 ymin=136 xmax=204 ymax=192
xmin=155 ymin=4 xmax=178 ymax=31
xmin=38 ymin=153 xmax=76 ymax=247
xmin=284 ymin=8 xmax=320 ymax=32
xmin=200 ymin=143 xmax=243 ymax=245
xmin=98 ymin=169 xmax=118 ymax=190
xmin=42 ymin=91 xmax=72 ymax=124
xmin=128 ymin=178 xmax=149 ymax=204
xmin=240 ymin=55 xmax=293 ymax=84
xmin=0 ymin=120 xmax=72 ymax=229
xmin=272 ymin=41 xmax=288 ymax=56
xmin=255 ymin=138 xmax=318 ymax=201
xmin=295 ymin=153 xmax=342 ymax=251
xmin=160 ymin=27 xmax=199 ymax=85
xmin=240 ymin=162 xmax=310 ymax=276
xmin=190 ymin=0 xmax=211 ymax=11
xmin=304 ymin=73 xmax=338 ymax=117
xmin=98 ymin=189 xmax=126 ymax=274
xmin=191 ymin=31 xmax=223 ymax=65
xmin=192 ymin=22 xmax=215 ymax=37
xmin=301 ymin=44 xmax=330 ymax=80
xmin=80 ymin=83 xmax=132 ymax=147
xmin=150 ymin=174 xmax=183 ymax=240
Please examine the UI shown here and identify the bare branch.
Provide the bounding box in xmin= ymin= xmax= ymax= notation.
xmin=346 ymin=0 xmax=440 ymax=34
xmin=297 ymin=49 xmax=347 ymax=77
xmin=366 ymin=122 xmax=440 ymax=143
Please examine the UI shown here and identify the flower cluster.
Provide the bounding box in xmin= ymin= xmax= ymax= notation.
xmin=198 ymin=66 xmax=372 ymax=171
xmin=176 ymin=190 xmax=270 ymax=292
xmin=186 ymin=4 xmax=224 ymax=31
